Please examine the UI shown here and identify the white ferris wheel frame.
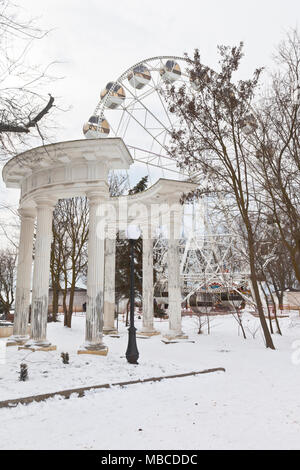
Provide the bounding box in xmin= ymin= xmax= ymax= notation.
xmin=92 ymin=55 xmax=198 ymax=181
xmin=89 ymin=55 xmax=253 ymax=301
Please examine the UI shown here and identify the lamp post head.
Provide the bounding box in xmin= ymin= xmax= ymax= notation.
xmin=126 ymin=224 xmax=141 ymax=240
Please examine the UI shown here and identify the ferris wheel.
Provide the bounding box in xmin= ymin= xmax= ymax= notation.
xmin=82 ymin=56 xmax=200 ymax=186
xmin=82 ymin=56 xmax=251 ymax=304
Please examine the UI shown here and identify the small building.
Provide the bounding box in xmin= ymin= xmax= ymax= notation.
xmin=48 ymin=287 xmax=87 ymax=314
xmin=282 ymin=289 xmax=300 ymax=310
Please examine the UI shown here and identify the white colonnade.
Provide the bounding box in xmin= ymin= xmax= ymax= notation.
xmin=79 ymin=188 xmax=108 ymax=355
xmin=2 ymin=138 xmax=196 ymax=353
xmin=27 ymin=198 xmax=55 ymax=349
xmin=103 ymin=235 xmax=117 ymax=334
xmin=7 ymin=208 xmax=36 ymax=346
xmin=165 ymin=207 xmax=187 ymax=339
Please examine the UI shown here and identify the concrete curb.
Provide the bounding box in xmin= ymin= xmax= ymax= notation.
xmin=0 ymin=368 xmax=226 ymax=409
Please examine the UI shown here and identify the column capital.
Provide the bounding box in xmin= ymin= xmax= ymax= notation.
xmin=34 ymin=196 xmax=56 ymax=210
xmin=87 ymin=186 xmax=109 ymax=205
xmin=18 ymin=207 xmax=36 ymax=221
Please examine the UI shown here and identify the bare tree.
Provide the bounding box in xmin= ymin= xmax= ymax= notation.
xmin=0 ymin=247 xmax=16 ymax=317
xmin=50 ymin=215 xmax=68 ymax=322
xmin=0 ymin=205 xmax=20 ymax=248
xmin=50 ymin=197 xmax=89 ymax=328
xmin=0 ymin=0 xmax=57 ymax=158
xmin=108 ymin=172 xmax=128 ymax=197
xmin=163 ymin=44 xmax=275 ymax=349
xmin=250 ymin=29 xmax=300 ymax=284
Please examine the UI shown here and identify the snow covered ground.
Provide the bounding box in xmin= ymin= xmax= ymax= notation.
xmin=0 ymin=313 xmax=300 ymax=450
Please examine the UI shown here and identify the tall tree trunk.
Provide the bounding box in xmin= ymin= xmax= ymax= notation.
xmin=3 ymin=303 xmax=10 ymax=319
xmin=67 ymin=276 xmax=76 ymax=328
xmin=61 ymin=263 xmax=69 ymax=326
xmin=238 ymin=313 xmax=247 ymax=340
xmin=248 ymin=229 xmax=275 ymax=349
xmin=52 ymin=280 xmax=59 ymax=322
xmin=265 ymin=278 xmax=282 ymax=336
xmin=260 ymin=282 xmax=274 ymax=334
xmin=233 ymin=307 xmax=247 ymax=339
xmin=63 ymin=285 xmax=68 ymax=327
xmin=206 ymin=312 xmax=210 ymax=335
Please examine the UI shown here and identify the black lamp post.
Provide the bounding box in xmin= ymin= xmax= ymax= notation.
xmin=125 ymin=225 xmax=140 ymax=364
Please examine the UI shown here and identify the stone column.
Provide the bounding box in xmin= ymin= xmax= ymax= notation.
xmin=103 ymin=236 xmax=117 ymax=334
xmin=7 ymin=208 xmax=35 ymax=346
xmin=78 ymin=188 xmax=108 ymax=355
xmin=164 ymin=207 xmax=187 ymax=340
xmin=24 ymin=198 xmax=56 ymax=351
xmin=141 ymin=236 xmax=159 ymax=336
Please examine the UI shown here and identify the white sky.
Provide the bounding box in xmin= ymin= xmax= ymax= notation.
xmin=22 ymin=0 xmax=300 ymax=141
xmin=0 ymin=0 xmax=299 ymax=231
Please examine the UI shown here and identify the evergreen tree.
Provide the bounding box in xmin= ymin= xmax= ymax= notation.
xmin=128 ymin=176 xmax=148 ymax=195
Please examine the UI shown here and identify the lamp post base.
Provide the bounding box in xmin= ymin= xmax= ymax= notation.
xmin=126 ymin=326 xmax=139 ymax=364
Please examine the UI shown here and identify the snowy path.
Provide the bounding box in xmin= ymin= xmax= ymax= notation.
xmin=1 ymin=314 xmax=300 ymax=449
xmin=1 ymin=371 xmax=299 ymax=450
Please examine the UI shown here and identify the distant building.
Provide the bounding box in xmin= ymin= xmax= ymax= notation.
xmin=282 ymin=289 xmax=300 ymax=309
xmin=48 ymin=287 xmax=87 ymax=313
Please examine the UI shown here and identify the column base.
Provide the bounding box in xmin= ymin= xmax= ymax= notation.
xmin=77 ymin=343 xmax=108 ymax=356
xmin=19 ymin=344 xmax=57 ymax=352
xmin=20 ymin=339 xmax=56 ymax=352
xmin=162 ymin=331 xmax=188 ymax=341
xmin=6 ymin=335 xmax=30 ymax=347
xmin=103 ymin=328 xmax=118 ymax=335
xmin=139 ymin=329 xmax=160 ymax=337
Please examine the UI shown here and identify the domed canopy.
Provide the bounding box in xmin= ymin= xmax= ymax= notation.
xmin=83 ymin=116 xmax=110 ymax=139
xmin=160 ymin=60 xmax=181 ymax=83
xmin=100 ymin=82 xmax=125 ymax=109
xmin=128 ymin=64 xmax=151 ymax=89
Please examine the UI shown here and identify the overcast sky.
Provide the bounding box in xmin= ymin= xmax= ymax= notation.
xmin=0 ymin=0 xmax=299 ymax=230
xmin=21 ymin=0 xmax=300 ymax=141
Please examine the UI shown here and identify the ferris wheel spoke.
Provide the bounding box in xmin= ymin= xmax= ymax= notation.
xmin=115 ymin=107 xmax=129 ymax=136
xmin=121 ymin=81 xmax=173 ymax=137
xmin=118 ymin=109 xmax=133 ymax=140
xmin=127 ymin=144 xmax=185 ymax=170
xmin=119 ymin=106 xmax=171 ymax=156
xmin=132 ymin=158 xmax=183 ymax=176
xmin=156 ymin=85 xmax=174 ymax=129
xmin=119 ymin=83 xmax=158 ymax=109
